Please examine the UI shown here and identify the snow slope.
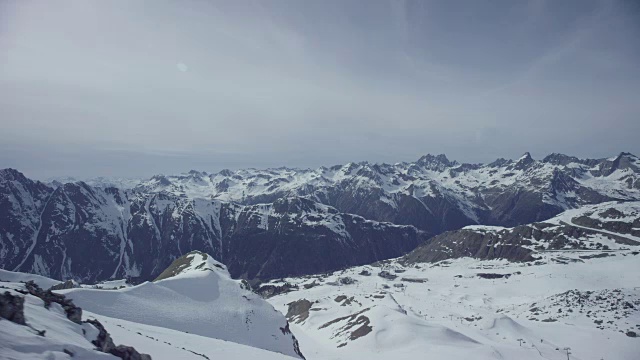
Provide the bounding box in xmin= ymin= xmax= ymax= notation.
xmin=0 ymin=268 xmax=61 ymax=289
xmin=84 ymin=311 xmax=298 ymax=360
xmin=265 ymin=251 xmax=640 ymax=360
xmin=0 ymin=270 xmax=297 ymax=360
xmin=60 ymin=251 xmax=304 ymax=359
xmin=0 ymin=281 xmax=117 ymax=359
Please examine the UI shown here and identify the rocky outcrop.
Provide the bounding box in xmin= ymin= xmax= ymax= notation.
xmin=19 ymin=280 xmax=83 ymax=323
xmin=3 ymin=280 xmax=151 ymax=359
xmin=403 ymin=202 xmax=640 ymax=264
xmin=402 ymin=227 xmax=537 ymax=264
xmin=49 ymin=279 xmax=77 ymax=291
xmin=0 ymin=291 xmax=26 ymax=324
xmin=286 ymin=299 xmax=313 ymax=324
xmin=86 ymin=318 xmax=152 ymax=360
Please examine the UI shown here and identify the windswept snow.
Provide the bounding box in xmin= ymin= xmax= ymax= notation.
xmin=265 ymin=251 xmax=640 ymax=360
xmin=61 ymin=252 xmax=304 ymax=359
xmin=0 ymin=268 xmax=61 ymax=289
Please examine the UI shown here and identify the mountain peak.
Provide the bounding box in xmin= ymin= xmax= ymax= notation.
xmin=153 ymin=251 xmax=225 ymax=282
xmin=600 ymin=151 xmax=640 ymax=176
xmin=417 ymin=154 xmax=458 ymax=171
xmin=510 ymin=152 xmax=535 ymax=170
xmin=0 ymin=168 xmax=27 ymax=182
xmin=518 ymin=152 xmax=533 ymax=161
xmin=618 ymin=152 xmax=638 ymax=160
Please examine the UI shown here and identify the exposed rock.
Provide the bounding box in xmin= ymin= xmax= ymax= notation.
xmin=579 ymin=253 xmax=610 ymax=259
xmin=279 ymin=322 xmax=306 ymax=360
xmin=319 ymin=308 xmax=372 ymax=344
xmin=255 ymin=283 xmax=298 ymax=298
xmin=85 ymin=318 xmax=116 ymax=353
xmin=403 ymin=202 xmax=640 ymax=265
xmin=338 ymin=277 xmax=356 ymax=285
xmin=2 ymin=281 xmax=151 ymax=360
xmin=335 ymin=295 xmax=347 ymax=303
xmin=477 ymin=273 xmax=512 ymax=279
xmin=154 ymin=253 xmax=210 ymax=282
xmin=377 ymin=271 xmax=397 ymax=280
xmin=24 ymin=281 xmax=83 ymax=324
xmin=286 ymin=299 xmax=313 ymax=324
xmin=85 ymin=318 xmax=152 ymax=359
xmin=110 ymin=345 xmax=153 ymax=360
xmin=49 ymin=280 xmax=77 ymax=291
xmin=0 ymin=291 xmax=26 ymax=324
xmin=358 ymin=269 xmax=371 ymax=276
xmin=303 ymin=281 xmax=319 ymax=289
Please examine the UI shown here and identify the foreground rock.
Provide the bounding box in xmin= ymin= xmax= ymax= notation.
xmin=0 ymin=280 xmax=151 ymax=359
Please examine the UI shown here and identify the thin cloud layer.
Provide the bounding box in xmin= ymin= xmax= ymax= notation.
xmin=1 ymin=0 xmax=638 ymax=178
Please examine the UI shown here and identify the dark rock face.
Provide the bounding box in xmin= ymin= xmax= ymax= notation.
xmin=279 ymin=322 xmax=306 ymax=360
xmin=86 ymin=318 xmax=116 ymax=352
xmin=286 ymin=299 xmax=313 ymax=324
xmin=477 ymin=273 xmax=519 ymax=279
xmin=402 ymin=228 xmax=537 ymax=264
xmin=49 ymin=279 xmax=76 ymax=291
xmin=1 ymin=170 xmax=429 ymax=282
xmin=23 ymin=281 xmax=83 ymax=324
xmin=110 ymin=346 xmax=152 ymax=360
xmin=0 ymin=169 xmax=52 ymax=271
xmin=222 ymin=198 xmax=428 ymax=280
xmin=0 ymin=291 xmax=26 ymax=324
xmin=403 ymin=203 xmax=640 ymax=265
xmin=377 ymin=271 xmax=398 ymax=280
xmin=255 ymin=283 xmax=298 ymax=298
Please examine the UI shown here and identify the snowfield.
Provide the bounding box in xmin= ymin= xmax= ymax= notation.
xmin=264 ymin=251 xmax=640 ymax=360
xmin=2 ymin=249 xmax=639 ymax=359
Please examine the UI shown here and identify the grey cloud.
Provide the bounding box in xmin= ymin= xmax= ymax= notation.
xmin=0 ymin=0 xmax=638 ymax=178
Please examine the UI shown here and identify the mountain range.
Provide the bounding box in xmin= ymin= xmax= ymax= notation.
xmin=1 ymin=152 xmax=639 ymax=283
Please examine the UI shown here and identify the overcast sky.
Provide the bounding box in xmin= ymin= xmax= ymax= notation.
xmin=1 ymin=0 xmax=639 ymax=179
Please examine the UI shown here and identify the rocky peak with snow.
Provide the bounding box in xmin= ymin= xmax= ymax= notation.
xmin=154 ymin=251 xmax=226 ymax=282
xmin=509 ymin=152 xmax=535 ymax=170
xmin=416 ymin=153 xmax=459 ymax=171
xmin=61 ymin=251 xmax=306 ymax=359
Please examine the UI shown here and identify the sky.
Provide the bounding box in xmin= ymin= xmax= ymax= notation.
xmin=1 ymin=0 xmax=639 ymax=179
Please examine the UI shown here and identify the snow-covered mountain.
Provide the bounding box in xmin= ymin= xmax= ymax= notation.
xmin=132 ymin=151 xmax=640 ymax=227
xmin=2 ymin=206 xmax=639 ymax=359
xmin=46 ymin=176 xmax=142 ymax=190
xmin=402 ymin=200 xmax=640 ymax=264
xmin=60 ymin=251 xmax=305 ymax=359
xmin=1 ymin=152 xmax=639 ymax=284
xmin=0 ymin=252 xmax=305 ymax=359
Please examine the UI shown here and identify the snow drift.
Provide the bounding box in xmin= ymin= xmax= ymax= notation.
xmin=61 ymin=251 xmax=304 ymax=359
